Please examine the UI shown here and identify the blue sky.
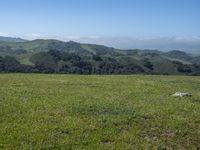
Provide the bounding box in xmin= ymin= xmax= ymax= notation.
xmin=0 ymin=0 xmax=200 ymax=52
xmin=0 ymin=0 xmax=199 ymax=37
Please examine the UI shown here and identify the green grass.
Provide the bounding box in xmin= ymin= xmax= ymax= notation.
xmin=18 ymin=57 xmax=33 ymax=65
xmin=0 ymin=74 xmax=200 ymax=149
xmin=81 ymin=44 xmax=96 ymax=54
xmin=0 ymin=52 xmax=8 ymax=57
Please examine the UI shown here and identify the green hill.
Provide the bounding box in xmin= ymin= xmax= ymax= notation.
xmin=0 ymin=36 xmax=28 ymax=42
xmin=0 ymin=38 xmax=200 ymax=75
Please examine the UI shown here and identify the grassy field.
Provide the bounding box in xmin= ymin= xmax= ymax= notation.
xmin=0 ymin=74 xmax=200 ymax=149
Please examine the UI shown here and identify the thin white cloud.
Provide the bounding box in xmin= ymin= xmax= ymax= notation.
xmin=0 ymin=32 xmax=10 ymax=37
xmin=174 ymin=36 xmax=200 ymax=42
xmin=28 ymin=33 xmax=44 ymax=37
xmin=23 ymin=33 xmax=45 ymax=40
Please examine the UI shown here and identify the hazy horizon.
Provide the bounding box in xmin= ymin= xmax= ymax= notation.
xmin=0 ymin=0 xmax=200 ymax=53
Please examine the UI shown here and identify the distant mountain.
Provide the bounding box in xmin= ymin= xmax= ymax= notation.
xmin=74 ymin=36 xmax=200 ymax=54
xmin=0 ymin=38 xmax=200 ymax=75
xmin=0 ymin=36 xmax=28 ymax=42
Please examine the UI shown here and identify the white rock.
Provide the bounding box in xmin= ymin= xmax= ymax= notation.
xmin=172 ymin=92 xmax=192 ymax=97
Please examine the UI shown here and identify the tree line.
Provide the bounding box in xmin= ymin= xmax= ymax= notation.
xmin=0 ymin=50 xmax=200 ymax=75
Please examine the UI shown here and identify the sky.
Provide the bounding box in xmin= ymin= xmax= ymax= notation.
xmin=0 ymin=0 xmax=200 ymax=52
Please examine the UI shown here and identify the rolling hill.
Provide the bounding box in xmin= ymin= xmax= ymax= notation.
xmin=0 ymin=37 xmax=200 ymax=75
xmin=0 ymin=36 xmax=28 ymax=42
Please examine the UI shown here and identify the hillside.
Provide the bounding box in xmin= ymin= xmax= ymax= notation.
xmin=0 ymin=37 xmax=200 ymax=75
xmin=0 ymin=36 xmax=28 ymax=42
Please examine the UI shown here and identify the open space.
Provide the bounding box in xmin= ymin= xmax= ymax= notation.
xmin=0 ymin=74 xmax=200 ymax=149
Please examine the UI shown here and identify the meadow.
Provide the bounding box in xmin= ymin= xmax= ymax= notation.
xmin=0 ymin=74 xmax=200 ymax=149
